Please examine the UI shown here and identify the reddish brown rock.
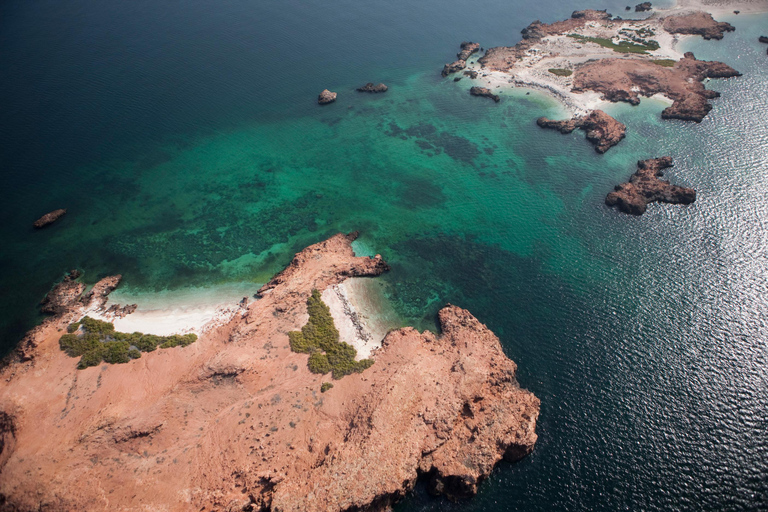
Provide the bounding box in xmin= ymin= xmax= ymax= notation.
xmin=318 ymin=89 xmax=337 ymax=105
xmin=537 ymin=109 xmax=626 ymax=153
xmin=442 ymin=42 xmax=481 ymax=77
xmin=457 ymin=41 xmax=480 ymax=61
xmin=606 ymin=157 xmax=696 ymax=215
xmin=635 ymin=2 xmax=652 ymax=12
xmin=662 ymin=11 xmax=735 ymax=40
xmin=32 ymin=208 xmax=66 ymax=229
xmin=0 ymin=233 xmax=538 ymax=511
xmin=442 ymin=59 xmax=467 ymax=77
xmin=470 ymin=86 xmax=500 ymax=102
xmin=38 ymin=270 xmax=85 ymax=315
xmin=572 ymin=52 xmax=740 ymax=122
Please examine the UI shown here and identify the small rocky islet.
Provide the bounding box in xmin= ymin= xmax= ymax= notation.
xmin=606 ymin=157 xmax=696 ymax=215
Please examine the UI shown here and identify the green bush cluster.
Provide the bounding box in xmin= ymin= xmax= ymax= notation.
xmin=320 ymin=382 xmax=333 ymax=393
xmin=59 ymin=316 xmax=197 ymax=370
xmin=288 ymin=290 xmax=374 ymax=380
xmin=568 ymin=34 xmax=659 ymax=54
xmin=548 ymin=68 xmax=573 ymax=77
xmin=651 ymin=59 xmax=676 ymax=67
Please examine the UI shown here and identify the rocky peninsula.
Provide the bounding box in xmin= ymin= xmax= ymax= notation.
xmin=0 ymin=232 xmax=539 ymax=511
xmin=605 ymin=157 xmax=696 ymax=215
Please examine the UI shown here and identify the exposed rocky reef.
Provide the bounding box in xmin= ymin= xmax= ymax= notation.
xmin=357 ymin=82 xmax=388 ymax=93
xmin=318 ymin=89 xmax=337 ymax=104
xmin=441 ymin=41 xmax=480 ymax=77
xmin=0 ymin=232 xmax=539 ymax=511
xmin=662 ymin=11 xmax=735 ymax=40
xmin=759 ymin=35 xmax=768 ymax=44
xmin=537 ymin=109 xmax=626 ymax=153
xmin=470 ymin=86 xmax=500 ymax=102
xmin=39 ymin=270 xmax=85 ymax=315
xmin=33 ymin=208 xmax=66 ymax=228
xmin=606 ymin=157 xmax=696 ymax=215
xmin=635 ymin=2 xmax=652 ymax=12
xmin=573 ymin=52 xmax=740 ymax=122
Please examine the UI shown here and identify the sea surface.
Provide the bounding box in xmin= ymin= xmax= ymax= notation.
xmin=1 ymin=0 xmax=767 ymax=510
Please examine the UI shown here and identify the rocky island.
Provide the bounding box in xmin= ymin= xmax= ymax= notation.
xmin=443 ymin=7 xmax=741 ymax=151
xmin=33 ymin=208 xmax=66 ymax=228
xmin=318 ymin=89 xmax=337 ymax=104
xmin=357 ymin=82 xmax=388 ymax=93
xmin=537 ymin=109 xmax=626 ymax=153
xmin=0 ymin=232 xmax=539 ymax=511
xmin=605 ymin=157 xmax=696 ymax=215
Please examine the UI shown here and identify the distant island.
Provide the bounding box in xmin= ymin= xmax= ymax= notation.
xmin=442 ymin=4 xmax=751 ymax=214
xmin=0 ymin=233 xmax=539 ymax=511
xmin=445 ymin=8 xmax=740 ymax=153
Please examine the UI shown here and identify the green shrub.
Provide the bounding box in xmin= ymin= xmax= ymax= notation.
xmin=548 ymin=68 xmax=573 ymax=77
xmin=77 ymin=346 xmax=106 ymax=369
xmin=59 ymin=333 xmax=102 ymax=357
xmin=288 ymin=289 xmax=374 ymax=380
xmin=651 ymin=59 xmax=676 ymax=67
xmin=59 ymin=317 xmax=198 ymax=369
xmin=159 ymin=333 xmax=197 ymax=349
xmin=80 ymin=316 xmax=115 ymax=336
xmin=308 ymin=352 xmax=331 ymax=374
xmin=320 ymin=382 xmax=333 ymax=393
xmin=102 ymin=341 xmax=131 ymax=364
xmin=568 ymin=34 xmax=659 ymax=54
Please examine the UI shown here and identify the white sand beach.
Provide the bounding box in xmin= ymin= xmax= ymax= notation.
xmin=322 ymin=277 xmax=401 ymax=359
xmin=88 ymin=282 xmax=256 ymax=336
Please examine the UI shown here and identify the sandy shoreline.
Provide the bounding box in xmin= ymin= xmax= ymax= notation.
xmin=86 ymin=275 xmax=400 ymax=356
xmin=88 ymin=282 xmax=256 ymax=336
xmin=321 ymin=277 xmax=401 ymax=359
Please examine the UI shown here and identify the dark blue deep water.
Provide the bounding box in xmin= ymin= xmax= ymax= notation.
xmin=1 ymin=0 xmax=767 ymax=510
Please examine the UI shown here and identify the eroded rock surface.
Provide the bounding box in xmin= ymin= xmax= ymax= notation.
xmin=39 ymin=270 xmax=85 ymax=315
xmin=33 ymin=208 xmax=66 ymax=228
xmin=537 ymin=109 xmax=626 ymax=153
xmin=470 ymin=86 xmax=500 ymax=102
xmin=662 ymin=11 xmax=735 ymax=40
xmin=0 ymin=233 xmax=539 ymax=512
xmin=573 ymin=52 xmax=740 ymax=122
xmin=605 ymin=156 xmax=696 ymax=215
xmin=441 ymin=41 xmax=481 ymax=77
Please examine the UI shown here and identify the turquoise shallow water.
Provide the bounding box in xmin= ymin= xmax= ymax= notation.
xmin=1 ymin=1 xmax=767 ymax=510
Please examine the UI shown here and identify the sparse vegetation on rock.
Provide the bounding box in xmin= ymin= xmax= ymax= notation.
xmin=289 ymin=289 xmax=374 ymax=379
xmin=59 ymin=316 xmax=197 ymax=369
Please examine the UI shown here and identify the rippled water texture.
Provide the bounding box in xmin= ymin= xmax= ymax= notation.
xmin=1 ymin=0 xmax=766 ymax=510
